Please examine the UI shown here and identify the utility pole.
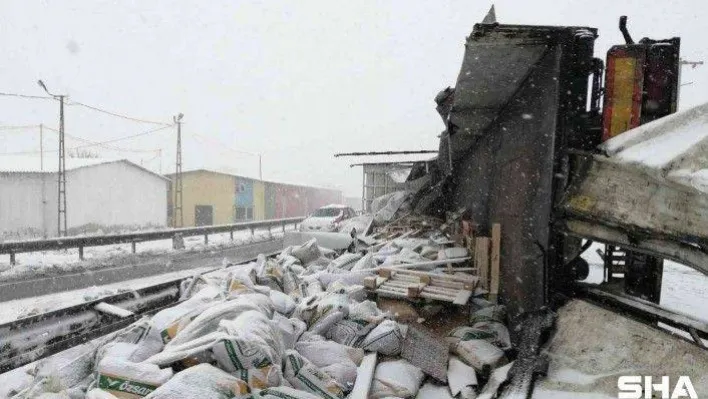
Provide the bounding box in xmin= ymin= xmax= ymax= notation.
xmin=39 ymin=123 xmax=47 ymax=238
xmin=38 ymin=80 xmax=67 ymax=237
xmin=39 ymin=123 xmax=44 ymax=171
xmin=173 ymin=113 xmax=184 ymax=228
xmin=258 ymin=153 xmax=262 ymax=181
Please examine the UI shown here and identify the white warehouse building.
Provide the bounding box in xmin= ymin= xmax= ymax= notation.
xmin=0 ymin=157 xmax=169 ymax=239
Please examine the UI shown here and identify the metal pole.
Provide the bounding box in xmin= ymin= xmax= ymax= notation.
xmin=39 ymin=124 xmax=43 ymax=171
xmin=259 ymin=153 xmax=262 ymax=180
xmin=173 ymin=114 xmax=184 ymax=228
xmin=40 ymin=124 xmax=47 ymax=237
xmin=58 ymin=96 xmax=67 ymax=237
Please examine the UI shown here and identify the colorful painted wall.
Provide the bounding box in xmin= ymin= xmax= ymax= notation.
xmin=168 ymin=170 xmax=234 ymax=226
xmin=168 ymin=170 xmax=343 ymax=226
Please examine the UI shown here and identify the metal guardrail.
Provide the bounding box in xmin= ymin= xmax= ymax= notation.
xmin=0 ymin=217 xmax=304 ymax=264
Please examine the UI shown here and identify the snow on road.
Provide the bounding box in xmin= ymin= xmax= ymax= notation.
xmin=0 ymin=227 xmax=292 ymax=282
xmin=0 ymin=265 xmax=215 ymax=324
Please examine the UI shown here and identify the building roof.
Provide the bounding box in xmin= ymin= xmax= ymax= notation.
xmin=0 ymin=156 xmax=170 ymax=181
xmin=345 ymin=153 xmax=437 ymax=167
xmin=169 ymin=168 xmax=342 ymax=193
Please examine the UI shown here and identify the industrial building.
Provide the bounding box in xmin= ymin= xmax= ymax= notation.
xmin=166 ymin=169 xmax=342 ymax=227
xmin=0 ymin=157 xmax=169 ymax=239
xmin=350 ymin=154 xmax=435 ymax=212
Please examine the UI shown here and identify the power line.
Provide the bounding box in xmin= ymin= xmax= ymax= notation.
xmin=0 ymin=92 xmax=54 ymax=100
xmin=68 ymin=101 xmax=171 ymax=126
xmin=43 ymin=126 xmax=163 ymax=153
xmin=72 ymin=124 xmax=173 ymax=148
xmin=0 ymin=125 xmax=42 ymax=134
xmin=0 ymin=124 xmax=41 ymax=130
xmin=1 ymin=91 xmax=170 ymax=126
xmin=0 ymin=124 xmax=173 ymax=156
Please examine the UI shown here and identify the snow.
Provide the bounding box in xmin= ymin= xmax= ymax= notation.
xmin=0 ymin=265 xmax=215 ymax=324
xmin=0 ymin=156 xmax=143 ymax=174
xmin=581 ymin=242 xmax=708 ymax=323
xmin=600 ymin=101 xmax=708 ymax=192
xmin=0 ymin=364 xmax=34 ymax=398
xmin=0 ymin=229 xmax=281 ymax=280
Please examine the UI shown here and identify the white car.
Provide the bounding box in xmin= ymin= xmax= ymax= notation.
xmin=299 ymin=205 xmax=357 ymax=233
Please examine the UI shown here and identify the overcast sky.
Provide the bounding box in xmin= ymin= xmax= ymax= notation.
xmin=1 ymin=1 xmax=706 ymax=197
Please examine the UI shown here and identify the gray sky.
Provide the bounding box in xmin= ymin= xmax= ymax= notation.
xmin=1 ymin=1 xmax=706 ymax=197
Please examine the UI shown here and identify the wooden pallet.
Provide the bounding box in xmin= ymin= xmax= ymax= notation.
xmin=364 ymin=268 xmax=477 ymax=305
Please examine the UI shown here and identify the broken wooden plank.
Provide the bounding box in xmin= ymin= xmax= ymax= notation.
xmin=490 ymin=223 xmax=501 ymax=303
xmin=475 ymin=237 xmax=490 ymax=289
xmin=386 ymin=268 xmax=476 ymax=283
xmin=364 ymin=276 xmax=388 ymax=289
xmin=350 ymin=352 xmax=378 ymax=399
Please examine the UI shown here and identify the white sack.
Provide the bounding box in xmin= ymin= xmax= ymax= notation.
xmin=350 ymin=252 xmax=375 ymax=271
xmin=86 ymin=389 xmax=119 ymax=399
xmin=97 ymin=357 xmax=173 ymax=398
xmin=328 ymin=253 xmax=362 ymax=271
xmin=270 ymin=289 xmax=297 ymax=316
xmin=453 ymin=339 xmax=507 ymax=374
xmin=271 ymin=313 xmax=307 ymax=350
xmin=370 ymin=359 xmax=424 ymax=399
xmin=166 ymin=295 xmax=273 ymax=347
xmin=360 ymin=319 xmax=404 ymax=356
xmin=448 ymin=356 xmax=478 ymax=399
xmin=291 ymin=239 xmax=322 ymax=264
xmin=416 ymin=383 xmax=455 ymax=399
xmin=212 ymin=311 xmax=285 ymax=372
xmin=294 ymin=339 xmax=364 ymax=388
xmin=282 ymin=350 xmax=345 ymax=399
xmin=143 ymin=364 xmax=251 ymax=399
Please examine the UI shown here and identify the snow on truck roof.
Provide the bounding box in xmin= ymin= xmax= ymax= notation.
xmin=601 ymin=101 xmax=708 ymax=193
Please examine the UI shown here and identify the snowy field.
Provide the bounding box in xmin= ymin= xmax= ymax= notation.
xmin=0 ymin=227 xmax=293 ymax=282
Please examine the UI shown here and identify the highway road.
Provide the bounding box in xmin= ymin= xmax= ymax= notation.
xmin=0 ymin=238 xmax=283 ymax=302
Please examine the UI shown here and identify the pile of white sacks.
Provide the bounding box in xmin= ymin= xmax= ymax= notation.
xmin=13 ymin=238 xmax=513 ymax=399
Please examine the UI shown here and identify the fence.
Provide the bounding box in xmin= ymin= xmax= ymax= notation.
xmin=0 ymin=217 xmax=304 ymax=265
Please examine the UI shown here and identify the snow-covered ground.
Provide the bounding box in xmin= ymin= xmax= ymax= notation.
xmin=582 ymin=242 xmax=708 ymax=322
xmin=0 ymin=227 xmax=293 ymax=282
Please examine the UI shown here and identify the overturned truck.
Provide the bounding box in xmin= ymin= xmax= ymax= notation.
xmin=399 ymin=14 xmax=708 ymax=396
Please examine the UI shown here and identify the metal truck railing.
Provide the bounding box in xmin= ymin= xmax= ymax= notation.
xmin=0 ymin=217 xmax=304 ymax=265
